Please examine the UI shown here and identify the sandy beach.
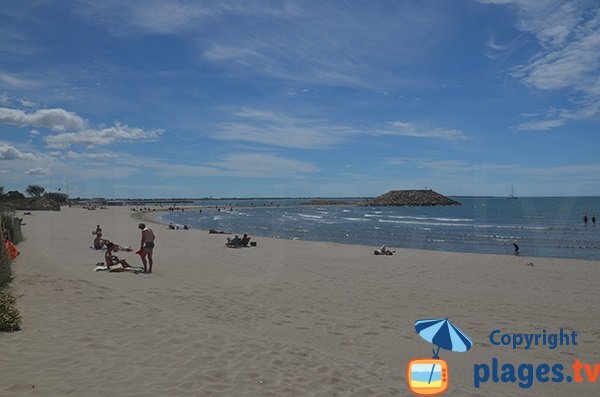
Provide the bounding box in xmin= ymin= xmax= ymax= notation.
xmin=1 ymin=206 xmax=599 ymax=396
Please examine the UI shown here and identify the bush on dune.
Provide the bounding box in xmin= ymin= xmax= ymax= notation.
xmin=0 ymin=291 xmax=21 ymax=332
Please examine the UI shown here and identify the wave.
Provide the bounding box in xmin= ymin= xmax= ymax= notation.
xmin=343 ymin=217 xmax=370 ymax=222
xmin=387 ymin=215 xmax=474 ymax=222
xmin=298 ymin=214 xmax=324 ymax=219
xmin=378 ymin=219 xmax=549 ymax=230
xmin=378 ymin=219 xmax=471 ymax=227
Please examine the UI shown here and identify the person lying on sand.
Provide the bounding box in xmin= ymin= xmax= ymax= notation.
xmin=209 ymin=229 xmax=230 ymax=234
xmin=374 ymin=245 xmax=395 ymax=256
xmin=111 ymin=243 xmax=133 ymax=252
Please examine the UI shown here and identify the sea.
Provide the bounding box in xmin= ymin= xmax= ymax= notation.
xmin=157 ymin=197 xmax=600 ymax=261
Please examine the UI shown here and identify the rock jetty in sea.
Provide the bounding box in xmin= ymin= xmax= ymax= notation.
xmin=361 ymin=190 xmax=461 ymax=206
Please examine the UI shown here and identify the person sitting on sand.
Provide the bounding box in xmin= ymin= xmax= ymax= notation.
xmin=168 ymin=222 xmax=175 ymax=230
xmin=226 ymin=235 xmax=242 ymax=247
xmin=105 ymin=242 xmax=132 ymax=270
xmin=374 ymin=245 xmax=395 ymax=256
xmin=93 ymin=233 xmax=109 ymax=250
xmin=240 ymin=234 xmax=251 ymax=247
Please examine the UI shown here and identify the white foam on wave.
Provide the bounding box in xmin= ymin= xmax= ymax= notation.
xmin=343 ymin=217 xmax=370 ymax=222
xmin=364 ymin=214 xmax=383 ymax=218
xmin=298 ymin=214 xmax=324 ymax=219
xmin=388 ymin=215 xmax=474 ymax=222
xmin=379 ymin=219 xmax=549 ymax=231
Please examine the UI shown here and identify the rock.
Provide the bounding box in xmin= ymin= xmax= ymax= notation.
xmin=361 ymin=190 xmax=460 ymax=207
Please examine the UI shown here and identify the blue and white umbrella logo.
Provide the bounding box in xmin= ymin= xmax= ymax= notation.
xmin=415 ymin=318 xmax=472 ymax=357
xmin=414 ymin=318 xmax=473 ymax=385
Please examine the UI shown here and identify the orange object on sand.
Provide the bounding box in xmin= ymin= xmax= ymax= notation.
xmin=4 ymin=240 xmax=20 ymax=260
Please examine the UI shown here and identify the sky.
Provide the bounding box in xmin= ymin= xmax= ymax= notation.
xmin=1 ymin=0 xmax=599 ymax=198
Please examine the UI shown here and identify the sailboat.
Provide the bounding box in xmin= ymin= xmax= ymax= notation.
xmin=509 ymin=185 xmax=517 ymax=199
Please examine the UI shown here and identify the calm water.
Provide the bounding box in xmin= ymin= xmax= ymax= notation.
xmin=159 ymin=197 xmax=600 ymax=261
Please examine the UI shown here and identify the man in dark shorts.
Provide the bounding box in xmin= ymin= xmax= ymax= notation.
xmin=138 ymin=223 xmax=156 ymax=273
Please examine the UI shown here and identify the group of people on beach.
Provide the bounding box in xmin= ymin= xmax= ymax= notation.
xmin=168 ymin=222 xmax=190 ymax=230
xmin=92 ymin=223 xmax=156 ymax=274
xmin=226 ymin=233 xmax=252 ymax=248
xmin=583 ymin=214 xmax=596 ymax=225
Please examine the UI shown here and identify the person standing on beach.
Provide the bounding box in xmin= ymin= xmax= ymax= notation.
xmin=592 ymin=215 xmax=596 ymax=226
xmin=583 ymin=214 xmax=588 ymax=225
xmin=513 ymin=241 xmax=520 ymax=256
xmin=138 ymin=223 xmax=155 ymax=273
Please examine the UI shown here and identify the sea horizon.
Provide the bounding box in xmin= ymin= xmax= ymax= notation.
xmin=77 ymin=194 xmax=600 ymax=202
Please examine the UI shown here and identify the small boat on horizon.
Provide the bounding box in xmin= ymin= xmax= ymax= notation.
xmin=509 ymin=185 xmax=517 ymax=199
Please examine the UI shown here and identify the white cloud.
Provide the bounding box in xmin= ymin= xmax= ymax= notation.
xmin=64 ymin=151 xmax=118 ymax=159
xmin=128 ymin=2 xmax=214 ymax=34
xmin=78 ymin=2 xmax=442 ymax=91
xmin=516 ymin=118 xmax=565 ymax=131
xmin=483 ymin=1 xmax=600 ymax=128
xmin=209 ymin=153 xmax=318 ymax=177
xmin=0 ymin=72 xmax=40 ymax=89
xmin=215 ymin=108 xmax=356 ymax=149
xmin=76 ymin=1 xmax=299 ymax=35
xmin=0 ymin=143 xmax=35 ymax=160
xmin=25 ymin=167 xmax=50 ymax=175
xmin=140 ymin=152 xmax=318 ymax=178
xmin=202 ymin=45 xmax=263 ymax=62
xmin=19 ymin=98 xmax=36 ymax=107
xmin=214 ymin=109 xmax=465 ymax=149
xmin=44 ymin=122 xmax=162 ymax=149
xmin=0 ymin=107 xmax=87 ymax=131
xmin=372 ymin=121 xmax=466 ymax=140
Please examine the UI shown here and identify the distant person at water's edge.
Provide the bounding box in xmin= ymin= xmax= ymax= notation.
xmin=138 ymin=223 xmax=155 ymax=273
xmin=592 ymin=215 xmax=596 ymax=226
xmin=583 ymin=214 xmax=588 ymax=225
xmin=513 ymin=241 xmax=520 ymax=256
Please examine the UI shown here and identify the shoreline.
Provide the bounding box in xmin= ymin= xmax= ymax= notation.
xmin=2 ymin=206 xmax=599 ymax=396
xmin=143 ymin=207 xmax=600 ymax=263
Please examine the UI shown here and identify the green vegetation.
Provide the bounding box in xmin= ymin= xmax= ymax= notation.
xmin=25 ymin=184 xmax=46 ymax=197
xmin=0 ymin=212 xmax=23 ymax=332
xmin=0 ymin=185 xmax=67 ymax=211
xmin=0 ymin=291 xmax=21 ymax=332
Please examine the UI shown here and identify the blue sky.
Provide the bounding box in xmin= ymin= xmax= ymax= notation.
xmin=1 ymin=0 xmax=599 ymax=198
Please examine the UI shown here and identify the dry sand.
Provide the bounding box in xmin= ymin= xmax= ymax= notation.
xmin=1 ymin=206 xmax=599 ymax=396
